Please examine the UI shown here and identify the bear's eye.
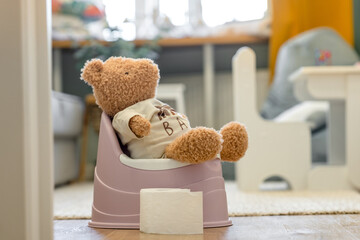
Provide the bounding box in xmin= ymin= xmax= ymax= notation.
xmin=125 ymin=72 xmax=129 ymax=75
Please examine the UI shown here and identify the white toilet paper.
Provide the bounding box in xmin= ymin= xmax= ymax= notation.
xmin=140 ymin=188 xmax=203 ymax=235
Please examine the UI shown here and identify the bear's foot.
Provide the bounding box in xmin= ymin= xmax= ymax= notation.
xmin=220 ymin=122 xmax=248 ymax=162
xmin=165 ymin=128 xmax=222 ymax=164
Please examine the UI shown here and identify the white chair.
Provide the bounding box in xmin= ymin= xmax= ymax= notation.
xmin=157 ymin=83 xmax=186 ymax=114
xmin=232 ymin=47 xmax=311 ymax=191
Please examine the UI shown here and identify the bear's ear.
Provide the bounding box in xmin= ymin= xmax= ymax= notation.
xmin=137 ymin=58 xmax=159 ymax=78
xmin=81 ymin=59 xmax=103 ymax=87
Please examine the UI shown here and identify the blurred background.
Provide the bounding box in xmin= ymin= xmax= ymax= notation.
xmin=51 ymin=0 xmax=360 ymax=186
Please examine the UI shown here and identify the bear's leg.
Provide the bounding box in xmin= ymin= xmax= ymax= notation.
xmin=165 ymin=127 xmax=222 ymax=164
xmin=220 ymin=122 xmax=248 ymax=162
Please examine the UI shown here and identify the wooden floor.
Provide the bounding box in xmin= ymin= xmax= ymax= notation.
xmin=54 ymin=215 xmax=360 ymax=240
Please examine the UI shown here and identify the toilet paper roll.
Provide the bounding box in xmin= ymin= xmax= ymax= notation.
xmin=140 ymin=188 xmax=203 ymax=235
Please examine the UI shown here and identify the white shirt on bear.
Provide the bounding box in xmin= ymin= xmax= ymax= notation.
xmin=112 ymin=98 xmax=190 ymax=159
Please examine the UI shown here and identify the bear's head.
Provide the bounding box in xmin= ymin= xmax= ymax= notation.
xmin=81 ymin=57 xmax=160 ymax=117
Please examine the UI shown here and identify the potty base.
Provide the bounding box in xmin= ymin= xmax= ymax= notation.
xmin=89 ymin=113 xmax=232 ymax=229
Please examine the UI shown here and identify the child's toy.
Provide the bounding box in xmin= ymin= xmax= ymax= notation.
xmin=81 ymin=56 xmax=248 ymax=229
xmin=81 ymin=57 xmax=248 ymax=164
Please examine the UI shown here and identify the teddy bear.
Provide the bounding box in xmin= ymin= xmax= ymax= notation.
xmin=81 ymin=56 xmax=248 ymax=164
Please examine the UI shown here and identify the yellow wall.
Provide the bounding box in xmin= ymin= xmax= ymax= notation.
xmin=269 ymin=0 xmax=354 ymax=82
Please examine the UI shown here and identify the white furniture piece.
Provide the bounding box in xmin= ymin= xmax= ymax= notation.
xmin=291 ymin=66 xmax=360 ymax=190
xmin=157 ymin=83 xmax=186 ymax=114
xmin=233 ymin=47 xmax=360 ymax=191
xmin=233 ymin=47 xmax=311 ymax=191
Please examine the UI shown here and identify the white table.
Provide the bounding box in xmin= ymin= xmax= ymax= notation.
xmin=290 ymin=66 xmax=360 ymax=189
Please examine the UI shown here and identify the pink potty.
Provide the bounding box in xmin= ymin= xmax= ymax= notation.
xmin=88 ymin=112 xmax=232 ymax=229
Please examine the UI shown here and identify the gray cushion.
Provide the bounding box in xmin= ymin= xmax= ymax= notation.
xmin=261 ymin=27 xmax=359 ymax=119
xmin=52 ymin=91 xmax=84 ymax=137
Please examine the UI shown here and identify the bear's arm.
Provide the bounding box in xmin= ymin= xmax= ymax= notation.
xmin=129 ymin=115 xmax=151 ymax=138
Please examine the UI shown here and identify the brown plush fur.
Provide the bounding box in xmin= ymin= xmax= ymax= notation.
xmin=220 ymin=122 xmax=248 ymax=162
xmin=129 ymin=115 xmax=151 ymax=138
xmin=165 ymin=128 xmax=222 ymax=164
xmin=81 ymin=56 xmax=248 ymax=164
xmin=81 ymin=57 xmax=159 ymax=117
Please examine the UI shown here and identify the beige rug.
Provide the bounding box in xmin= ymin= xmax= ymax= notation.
xmin=54 ymin=181 xmax=360 ymax=219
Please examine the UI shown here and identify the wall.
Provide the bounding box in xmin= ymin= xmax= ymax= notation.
xmin=1 ymin=0 xmax=53 ymax=239
xmin=0 ymin=1 xmax=26 ymax=238
xmin=354 ymin=0 xmax=360 ymax=54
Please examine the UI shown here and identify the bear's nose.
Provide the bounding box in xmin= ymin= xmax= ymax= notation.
xmin=125 ymin=72 xmax=129 ymax=75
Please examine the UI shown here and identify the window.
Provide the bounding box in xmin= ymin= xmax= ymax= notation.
xmin=159 ymin=0 xmax=189 ymax=26
xmin=201 ymin=0 xmax=268 ymax=27
xmin=102 ymin=0 xmax=269 ymax=40
xmin=102 ymin=0 xmax=136 ymax=40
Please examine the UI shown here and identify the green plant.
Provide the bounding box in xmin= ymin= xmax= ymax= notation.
xmin=74 ymin=36 xmax=160 ymax=70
